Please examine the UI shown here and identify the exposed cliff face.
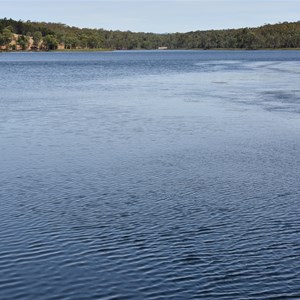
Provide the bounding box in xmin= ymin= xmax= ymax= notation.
xmin=0 ymin=34 xmax=64 ymax=51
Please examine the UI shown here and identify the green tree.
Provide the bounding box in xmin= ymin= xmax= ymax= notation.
xmin=0 ymin=33 xmax=4 ymax=47
xmin=33 ymin=31 xmax=42 ymax=47
xmin=43 ymin=34 xmax=58 ymax=50
xmin=64 ymin=35 xmax=79 ymax=49
xmin=2 ymin=27 xmax=14 ymax=49
xmin=17 ymin=35 xmax=30 ymax=50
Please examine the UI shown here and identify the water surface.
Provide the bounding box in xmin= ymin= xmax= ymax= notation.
xmin=0 ymin=50 xmax=300 ymax=299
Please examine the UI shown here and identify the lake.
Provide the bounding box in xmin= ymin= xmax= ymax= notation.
xmin=0 ymin=50 xmax=300 ymax=299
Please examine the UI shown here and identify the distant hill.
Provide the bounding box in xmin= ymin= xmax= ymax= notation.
xmin=1 ymin=18 xmax=300 ymax=51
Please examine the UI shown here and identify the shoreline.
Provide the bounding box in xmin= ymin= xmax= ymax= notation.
xmin=1 ymin=48 xmax=300 ymax=53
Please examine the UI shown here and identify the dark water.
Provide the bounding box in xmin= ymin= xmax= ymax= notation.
xmin=0 ymin=50 xmax=300 ymax=299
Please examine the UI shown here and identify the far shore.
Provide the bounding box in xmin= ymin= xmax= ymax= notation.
xmin=1 ymin=47 xmax=300 ymax=53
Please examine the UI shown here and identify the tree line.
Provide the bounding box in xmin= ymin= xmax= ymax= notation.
xmin=1 ymin=17 xmax=300 ymax=51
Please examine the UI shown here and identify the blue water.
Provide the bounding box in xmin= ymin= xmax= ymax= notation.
xmin=0 ymin=50 xmax=300 ymax=299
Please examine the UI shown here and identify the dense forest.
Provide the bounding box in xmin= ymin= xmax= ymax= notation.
xmin=1 ymin=17 xmax=300 ymax=51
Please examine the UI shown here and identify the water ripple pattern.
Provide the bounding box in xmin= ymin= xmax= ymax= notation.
xmin=0 ymin=50 xmax=300 ymax=299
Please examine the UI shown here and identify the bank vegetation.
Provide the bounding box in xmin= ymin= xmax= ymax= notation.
xmin=1 ymin=18 xmax=299 ymax=51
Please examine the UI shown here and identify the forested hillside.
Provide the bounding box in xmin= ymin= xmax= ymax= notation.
xmin=1 ymin=18 xmax=300 ymax=50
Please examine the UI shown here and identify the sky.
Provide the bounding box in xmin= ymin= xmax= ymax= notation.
xmin=1 ymin=0 xmax=299 ymax=33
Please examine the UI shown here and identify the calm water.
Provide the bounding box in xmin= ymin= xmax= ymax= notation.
xmin=0 ymin=50 xmax=300 ymax=299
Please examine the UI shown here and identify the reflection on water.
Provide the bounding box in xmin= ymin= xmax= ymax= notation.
xmin=0 ymin=51 xmax=300 ymax=299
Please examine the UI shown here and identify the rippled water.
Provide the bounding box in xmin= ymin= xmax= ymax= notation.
xmin=0 ymin=50 xmax=300 ymax=299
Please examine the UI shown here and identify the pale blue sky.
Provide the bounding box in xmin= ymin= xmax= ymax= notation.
xmin=1 ymin=1 xmax=299 ymax=33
